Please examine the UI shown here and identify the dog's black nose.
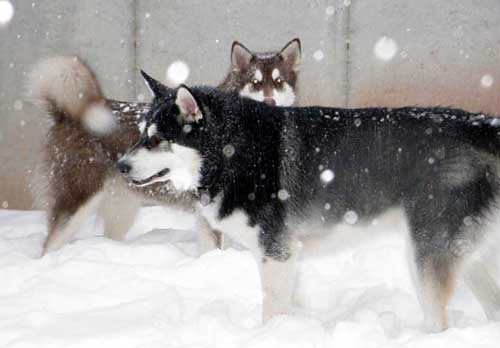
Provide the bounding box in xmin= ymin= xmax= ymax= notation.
xmin=116 ymin=161 xmax=131 ymax=174
xmin=263 ymin=97 xmax=276 ymax=106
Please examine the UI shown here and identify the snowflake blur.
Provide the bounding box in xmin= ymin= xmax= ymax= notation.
xmin=343 ymin=210 xmax=358 ymax=224
xmin=278 ymin=189 xmax=290 ymax=201
xmin=0 ymin=0 xmax=14 ymax=26
xmin=480 ymin=74 xmax=494 ymax=88
xmin=82 ymin=104 xmax=117 ymax=136
xmin=374 ymin=36 xmax=398 ymax=61
xmin=313 ymin=50 xmax=325 ymax=61
xmin=166 ymin=61 xmax=190 ymax=87
xmin=320 ymin=169 xmax=335 ymax=184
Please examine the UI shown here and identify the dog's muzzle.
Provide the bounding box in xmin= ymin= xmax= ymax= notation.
xmin=129 ymin=168 xmax=170 ymax=186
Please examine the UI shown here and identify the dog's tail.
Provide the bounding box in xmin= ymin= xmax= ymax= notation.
xmin=27 ymin=56 xmax=115 ymax=135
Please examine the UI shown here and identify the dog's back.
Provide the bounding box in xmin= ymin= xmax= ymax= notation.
xmin=279 ymin=107 xmax=500 ymax=219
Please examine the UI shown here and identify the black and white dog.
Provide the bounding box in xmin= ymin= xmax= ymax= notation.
xmin=28 ymin=38 xmax=301 ymax=254
xmin=118 ymin=76 xmax=500 ymax=331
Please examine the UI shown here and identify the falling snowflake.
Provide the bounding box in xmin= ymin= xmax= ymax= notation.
xmin=354 ymin=118 xmax=362 ymax=127
xmin=313 ymin=50 xmax=325 ymax=61
xmin=200 ymin=192 xmax=211 ymax=206
xmin=480 ymin=74 xmax=494 ymax=88
xmin=223 ymin=144 xmax=235 ymax=158
xmin=82 ymin=104 xmax=116 ymax=136
xmin=325 ymin=6 xmax=335 ymax=16
xmin=145 ymin=12 xmax=151 ymax=19
xmin=13 ymin=100 xmax=23 ymax=110
xmin=278 ymin=189 xmax=290 ymax=201
xmin=374 ymin=36 xmax=398 ymax=61
xmin=166 ymin=61 xmax=190 ymax=87
xmin=450 ymin=238 xmax=473 ymax=257
xmin=1 ymin=201 xmax=8 ymax=209
xmin=324 ymin=203 xmax=331 ymax=210
xmin=463 ymin=216 xmax=473 ymax=226
xmin=343 ymin=210 xmax=358 ymax=224
xmin=0 ymin=0 xmax=14 ymax=25
xmin=320 ymin=169 xmax=335 ymax=183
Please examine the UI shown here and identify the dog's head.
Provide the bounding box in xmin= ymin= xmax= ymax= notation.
xmin=117 ymin=72 xmax=207 ymax=191
xmin=230 ymin=38 xmax=301 ymax=107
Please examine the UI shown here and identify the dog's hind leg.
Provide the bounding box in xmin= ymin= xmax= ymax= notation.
xmin=462 ymin=210 xmax=500 ymax=321
xmin=44 ymin=191 xmax=105 ymax=255
xmin=404 ymin=167 xmax=500 ymax=331
xmin=405 ymin=197 xmax=460 ymax=332
xmin=413 ymin=246 xmax=457 ymax=332
xmin=99 ymin=179 xmax=141 ymax=241
xmin=464 ymin=257 xmax=500 ymax=320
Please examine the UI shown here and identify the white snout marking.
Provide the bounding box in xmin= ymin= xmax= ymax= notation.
xmin=124 ymin=143 xmax=202 ymax=191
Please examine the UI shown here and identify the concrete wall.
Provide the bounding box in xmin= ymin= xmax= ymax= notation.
xmin=1 ymin=0 xmax=499 ymax=209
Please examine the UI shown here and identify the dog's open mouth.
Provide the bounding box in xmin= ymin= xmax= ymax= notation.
xmin=131 ymin=168 xmax=170 ymax=186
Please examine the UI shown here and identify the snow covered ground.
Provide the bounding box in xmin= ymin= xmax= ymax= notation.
xmin=0 ymin=207 xmax=499 ymax=347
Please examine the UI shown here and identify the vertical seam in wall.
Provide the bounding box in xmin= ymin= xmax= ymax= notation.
xmin=132 ymin=0 xmax=138 ymax=99
xmin=343 ymin=2 xmax=352 ymax=108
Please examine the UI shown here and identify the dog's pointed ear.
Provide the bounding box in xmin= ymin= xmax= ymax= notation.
xmin=231 ymin=41 xmax=253 ymax=72
xmin=175 ymin=85 xmax=203 ymax=123
xmin=279 ymin=38 xmax=301 ymax=71
xmin=141 ymin=70 xmax=167 ymax=97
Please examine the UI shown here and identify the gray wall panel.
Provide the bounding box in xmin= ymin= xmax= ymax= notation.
xmin=347 ymin=0 xmax=500 ymax=112
xmin=0 ymin=0 xmax=135 ymax=209
xmin=0 ymin=0 xmax=498 ymax=208
xmin=135 ymin=0 xmax=347 ymax=106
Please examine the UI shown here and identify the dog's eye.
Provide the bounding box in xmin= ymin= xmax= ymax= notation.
xmin=275 ymin=77 xmax=283 ymax=84
xmin=252 ymin=79 xmax=260 ymax=85
xmin=145 ymin=135 xmax=161 ymax=150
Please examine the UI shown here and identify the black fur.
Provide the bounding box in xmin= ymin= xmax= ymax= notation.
xmin=117 ymin=80 xmax=500 ymax=326
xmin=136 ymin=85 xmax=500 ymax=266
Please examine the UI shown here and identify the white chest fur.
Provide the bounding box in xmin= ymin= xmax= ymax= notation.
xmin=197 ymin=196 xmax=261 ymax=254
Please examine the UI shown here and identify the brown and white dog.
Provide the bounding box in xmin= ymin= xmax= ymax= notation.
xmin=28 ymin=39 xmax=302 ymax=254
xmin=220 ymin=38 xmax=300 ymax=107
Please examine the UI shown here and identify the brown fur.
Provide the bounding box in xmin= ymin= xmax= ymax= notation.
xmin=29 ymin=58 xmax=196 ymax=253
xmin=30 ymin=39 xmax=301 ymax=254
xmin=219 ymin=38 xmax=301 ymax=103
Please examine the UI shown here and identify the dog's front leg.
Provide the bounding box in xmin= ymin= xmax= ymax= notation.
xmin=195 ymin=215 xmax=224 ymax=253
xmin=257 ymin=234 xmax=302 ymax=321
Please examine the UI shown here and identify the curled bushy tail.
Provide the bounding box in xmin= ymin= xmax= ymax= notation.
xmin=27 ymin=56 xmax=115 ymax=135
